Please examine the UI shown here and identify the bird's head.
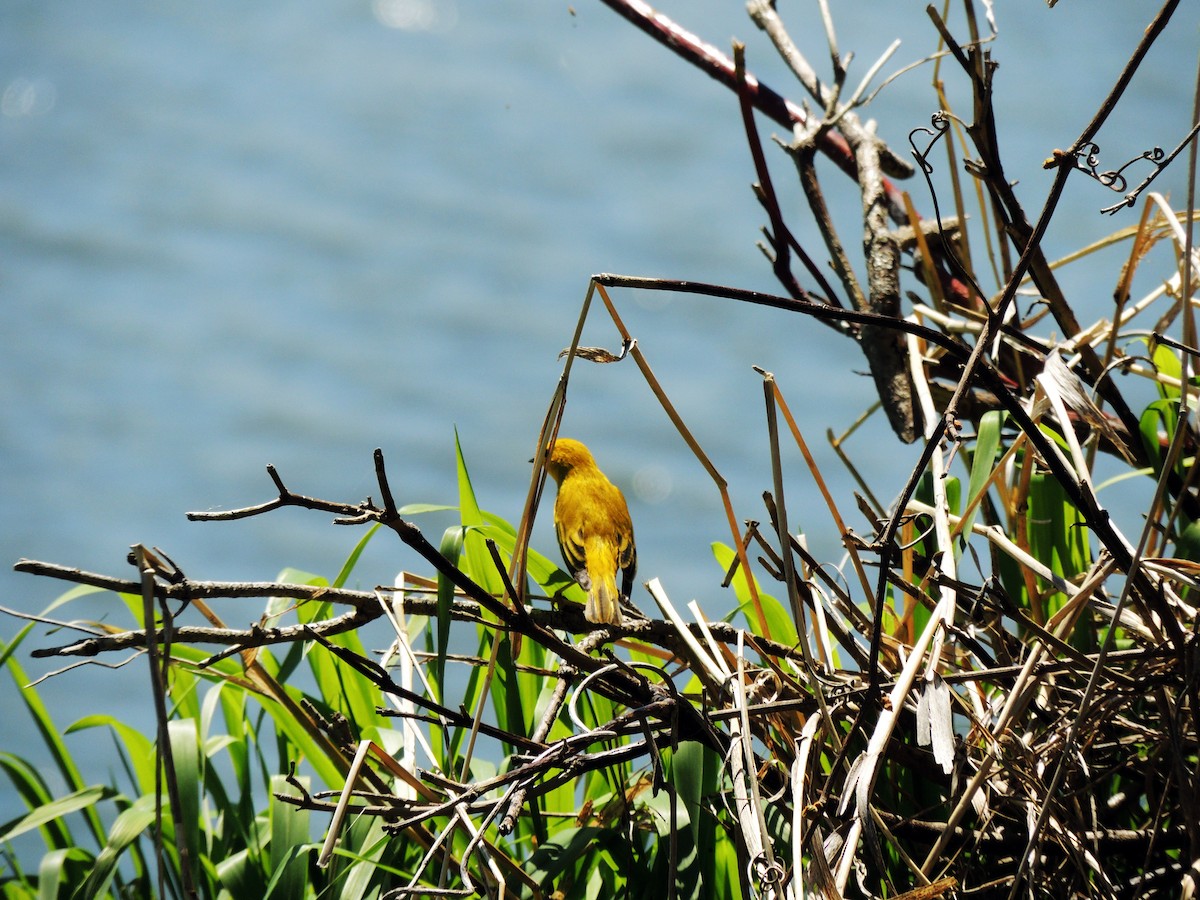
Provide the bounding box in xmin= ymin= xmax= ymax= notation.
xmin=544 ymin=437 xmax=595 ymax=483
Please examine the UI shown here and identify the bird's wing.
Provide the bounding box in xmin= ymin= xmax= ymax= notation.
xmin=616 ymin=524 xmax=635 ymax=598
xmin=616 ymin=531 xmax=635 ymax=571
xmin=620 ymin=559 xmax=636 ymax=599
xmin=555 ymin=516 xmax=587 ymax=580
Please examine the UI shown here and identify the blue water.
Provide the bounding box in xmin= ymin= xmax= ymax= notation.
xmin=1 ymin=0 xmax=1194 ymax=826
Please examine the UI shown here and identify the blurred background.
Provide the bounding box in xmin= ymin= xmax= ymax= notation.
xmin=1 ymin=0 xmax=1194 ymax=801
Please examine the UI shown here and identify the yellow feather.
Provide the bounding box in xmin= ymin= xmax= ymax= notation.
xmin=545 ymin=438 xmax=636 ymax=626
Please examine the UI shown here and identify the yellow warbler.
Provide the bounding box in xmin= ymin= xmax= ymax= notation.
xmin=544 ymin=438 xmax=636 ymax=625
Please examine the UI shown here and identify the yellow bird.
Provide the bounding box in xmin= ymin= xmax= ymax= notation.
xmin=544 ymin=437 xmax=636 ymax=626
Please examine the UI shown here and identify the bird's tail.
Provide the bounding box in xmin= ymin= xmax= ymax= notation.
xmin=585 ymin=540 xmax=623 ymax=626
xmin=586 ymin=575 xmax=622 ymax=625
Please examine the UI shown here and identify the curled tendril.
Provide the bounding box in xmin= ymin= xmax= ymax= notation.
xmin=750 ymin=854 xmax=788 ymax=891
xmin=1076 ymin=141 xmax=1102 ymax=174
xmin=907 ymin=109 xmax=990 ymax=314
xmin=1072 ymin=142 xmax=1166 ymax=194
xmin=908 ymin=110 xmax=953 ymax=175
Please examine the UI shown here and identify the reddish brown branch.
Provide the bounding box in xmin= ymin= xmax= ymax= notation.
xmin=596 ymin=0 xmax=911 ymax=197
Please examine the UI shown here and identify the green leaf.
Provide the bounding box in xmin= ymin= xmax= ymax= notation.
xmin=1175 ymin=519 xmax=1200 ymax=567
xmin=266 ymin=775 xmax=311 ymax=899
xmin=324 ymin=815 xmax=391 ymax=899
xmin=35 ymin=847 xmax=94 ymax=900
xmin=73 ymin=793 xmax=157 ymax=900
xmin=664 ymin=742 xmax=724 ymax=900
xmin=473 ymin=520 xmax=577 ymax=601
xmin=66 ymin=715 xmax=155 ymax=796
xmin=915 ymin=471 xmax=961 ymax=553
xmin=1139 ymin=398 xmax=1177 ymax=475
xmin=1026 ymin=472 xmax=1091 ymax=624
xmin=669 ymin=742 xmax=718 ymax=828
xmin=36 ymin=584 xmax=109 ymax=617
xmin=332 ymin=522 xmax=382 ymax=589
xmin=1151 ymin=339 xmax=1182 ymax=400
xmin=168 ymin=719 xmax=203 ymax=879
xmin=282 ymin=570 xmax=379 ymax=731
xmin=944 ymin=475 xmax=961 ymax=519
xmin=494 ymin=633 xmax=528 ymax=741
xmin=276 ymin=567 xmax=325 ymax=588
xmin=0 ymin=638 xmax=106 ymax=849
xmin=455 ymin=427 xmax=484 ymax=528
xmin=455 ymin=433 xmax=508 ymax=600
xmin=436 ymin=524 xmax=466 ymax=696
xmin=215 ymin=846 xmax=268 ymax=900
xmin=961 ymin=410 xmax=1003 ymax=546
xmin=711 ymin=542 xmax=798 ymax=646
xmin=213 ymin=685 xmax=256 ymax=822
xmin=527 ymin=826 xmax=604 ymax=882
xmin=0 ymin=785 xmax=109 ymax=845
xmin=245 ymin=686 xmax=345 ymax=791
xmin=0 ymin=752 xmax=57 ymax=830
xmin=396 ymin=502 xmax=456 ymax=515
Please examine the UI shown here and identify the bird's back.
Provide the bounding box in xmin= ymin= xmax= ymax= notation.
xmin=548 ymin=439 xmax=636 ymax=624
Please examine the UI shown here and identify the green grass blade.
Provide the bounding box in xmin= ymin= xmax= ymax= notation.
xmin=266 ymin=774 xmax=311 ymax=899
xmin=454 ymin=427 xmax=484 ymax=527
xmin=328 ymin=815 xmax=389 ymax=900
xmin=167 ymin=719 xmax=202 ymax=884
xmin=0 ymin=636 xmax=107 ymax=848
xmin=711 ymin=542 xmax=798 ymax=645
xmin=0 ymin=753 xmax=65 ymax=847
xmin=436 ymin=524 xmax=465 ymax=696
xmin=962 ymin=411 xmax=1003 ymax=538
xmin=66 ymin=715 xmax=155 ymax=796
xmin=1151 ymin=341 xmax=1182 ymax=400
xmin=73 ymin=793 xmax=157 ymax=900
xmin=215 ymin=844 xmax=269 ymax=899
xmin=35 ymin=847 xmax=92 ymax=900
xmin=0 ymin=785 xmax=109 ymax=846
xmin=1139 ymin=398 xmax=1177 ymax=476
xmin=475 ymin=521 xmax=577 ymax=608
xmin=332 ymin=522 xmax=382 ymax=590
xmin=283 ymin=569 xmax=380 ymax=732
xmin=526 ymin=825 xmax=604 ymax=884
